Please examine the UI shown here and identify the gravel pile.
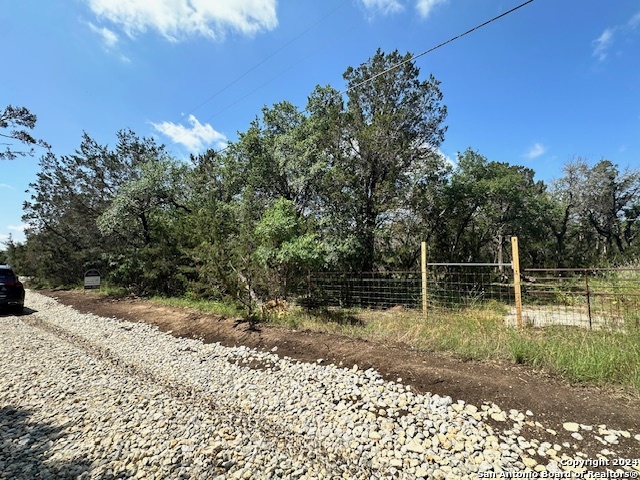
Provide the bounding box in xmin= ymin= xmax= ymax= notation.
xmin=1 ymin=291 xmax=638 ymax=479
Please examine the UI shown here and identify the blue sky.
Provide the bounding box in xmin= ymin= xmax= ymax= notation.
xmin=1 ymin=0 xmax=640 ymax=244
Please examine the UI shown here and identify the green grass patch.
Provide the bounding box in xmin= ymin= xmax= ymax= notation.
xmin=535 ymin=327 xmax=640 ymax=390
xmin=98 ymin=284 xmax=130 ymax=297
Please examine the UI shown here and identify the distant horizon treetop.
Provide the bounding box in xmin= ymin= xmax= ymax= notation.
xmin=0 ymin=105 xmax=51 ymax=161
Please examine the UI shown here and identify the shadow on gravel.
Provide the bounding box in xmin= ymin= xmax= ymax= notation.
xmin=0 ymin=406 xmax=92 ymax=479
xmin=0 ymin=307 xmax=38 ymax=317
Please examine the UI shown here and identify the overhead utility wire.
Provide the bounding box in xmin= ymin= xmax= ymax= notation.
xmin=193 ymin=2 xmax=396 ymax=127
xmin=339 ymin=0 xmax=535 ymax=97
xmin=200 ymin=0 xmax=535 ymax=155
xmin=199 ymin=46 xmax=327 ymax=126
xmin=176 ymin=0 xmax=351 ymax=124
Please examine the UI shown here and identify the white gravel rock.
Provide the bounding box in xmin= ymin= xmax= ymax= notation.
xmin=0 ymin=291 xmax=636 ymax=480
xmin=562 ymin=422 xmax=580 ymax=432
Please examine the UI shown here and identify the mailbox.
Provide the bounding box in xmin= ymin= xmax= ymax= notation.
xmin=84 ymin=269 xmax=101 ymax=290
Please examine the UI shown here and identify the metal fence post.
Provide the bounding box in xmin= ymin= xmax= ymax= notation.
xmin=584 ymin=269 xmax=592 ymax=330
xmin=421 ymin=241 xmax=428 ymax=319
xmin=307 ymin=271 xmax=312 ymax=311
xmin=511 ymin=236 xmax=523 ymax=328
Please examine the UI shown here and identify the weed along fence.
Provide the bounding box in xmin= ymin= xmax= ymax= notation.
xmin=308 ymin=238 xmax=640 ymax=331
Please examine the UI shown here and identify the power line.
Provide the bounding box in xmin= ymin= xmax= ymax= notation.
xmin=340 ymin=0 xmax=535 ymax=96
xmin=189 ymin=0 xmax=536 ymax=155
xmin=175 ymin=1 xmax=351 ymax=124
xmin=199 ymin=46 xmax=327 ymax=127
xmin=170 ymin=0 xmax=415 ymax=149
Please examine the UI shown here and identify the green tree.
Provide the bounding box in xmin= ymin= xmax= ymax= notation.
xmin=22 ymin=130 xmax=167 ymax=286
xmin=97 ymin=157 xmax=191 ymax=295
xmin=436 ymin=149 xmax=550 ymax=265
xmin=0 ymin=105 xmax=50 ymax=160
xmin=178 ymin=149 xmax=260 ymax=306
xmin=231 ymin=101 xmax=326 ymax=215
xmin=254 ymin=198 xmax=326 ymax=298
xmin=181 ymin=101 xmax=332 ymax=305
xmin=310 ymin=49 xmax=448 ymax=271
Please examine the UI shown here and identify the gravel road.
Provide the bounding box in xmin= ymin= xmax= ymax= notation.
xmin=1 ymin=291 xmax=638 ymax=479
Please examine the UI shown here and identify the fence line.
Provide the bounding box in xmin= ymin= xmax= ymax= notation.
xmin=307 ymin=266 xmax=640 ymax=331
xmin=519 ymin=267 xmax=640 ymax=330
xmin=308 ymin=266 xmax=516 ymax=312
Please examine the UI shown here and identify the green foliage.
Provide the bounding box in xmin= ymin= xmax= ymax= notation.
xmin=254 ymin=198 xmax=327 ymax=298
xmin=21 ymin=130 xmax=173 ymax=289
xmin=14 ymin=48 xmax=640 ymax=306
xmin=254 ymin=198 xmax=299 ymax=247
xmin=0 ymin=105 xmax=50 ymax=160
xmin=432 ymin=148 xmax=553 ymax=266
xmin=97 ymin=158 xmax=188 ymax=242
xmin=311 ymin=49 xmax=448 ymax=271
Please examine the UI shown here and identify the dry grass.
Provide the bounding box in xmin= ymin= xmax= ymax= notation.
xmin=127 ymin=290 xmax=640 ymax=394
xmin=270 ymin=302 xmax=640 ymax=393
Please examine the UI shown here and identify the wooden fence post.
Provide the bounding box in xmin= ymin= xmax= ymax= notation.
xmin=421 ymin=241 xmax=428 ymax=318
xmin=511 ymin=236 xmax=523 ymax=328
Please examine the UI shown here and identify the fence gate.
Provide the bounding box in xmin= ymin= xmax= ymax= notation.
xmin=308 ymin=238 xmax=639 ymax=330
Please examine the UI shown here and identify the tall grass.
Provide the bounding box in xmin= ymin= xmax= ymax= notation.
xmin=94 ymin=285 xmax=640 ymax=394
xmin=270 ymin=303 xmax=640 ymax=394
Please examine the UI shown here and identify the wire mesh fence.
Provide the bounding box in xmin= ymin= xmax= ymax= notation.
xmin=308 ymin=266 xmax=640 ymax=330
xmin=518 ymin=268 xmax=640 ymax=330
xmin=308 ymin=271 xmax=423 ymax=310
xmin=308 ymin=265 xmax=515 ymax=313
xmin=425 ymin=264 xmax=515 ymax=310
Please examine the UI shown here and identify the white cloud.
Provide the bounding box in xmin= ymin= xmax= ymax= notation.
xmin=89 ymin=22 xmax=119 ymax=48
xmin=524 ymin=143 xmax=547 ymax=159
xmin=7 ymin=224 xmax=27 ymax=233
xmin=438 ymin=149 xmax=455 ymax=168
xmin=592 ymin=28 xmax=614 ymax=61
xmin=152 ymin=115 xmax=227 ymax=153
xmin=591 ymin=12 xmax=640 ymax=62
xmin=416 ymin=0 xmax=448 ymax=18
xmin=85 ymin=0 xmax=278 ymax=42
xmin=88 ymin=21 xmax=131 ymax=62
xmin=0 ymin=183 xmax=14 ymax=190
xmin=359 ymin=0 xmax=404 ymax=15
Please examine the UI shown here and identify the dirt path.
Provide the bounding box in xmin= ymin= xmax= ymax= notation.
xmin=31 ymin=289 xmax=640 ymax=460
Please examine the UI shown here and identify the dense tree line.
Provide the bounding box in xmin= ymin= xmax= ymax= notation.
xmin=4 ymin=50 xmax=640 ymax=306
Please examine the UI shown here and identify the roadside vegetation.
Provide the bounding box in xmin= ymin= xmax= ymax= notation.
xmin=265 ymin=306 xmax=640 ymax=395
xmin=144 ymin=293 xmax=640 ymax=395
xmin=4 ymin=48 xmax=640 ymax=395
xmin=5 ymin=49 xmax=640 ymax=304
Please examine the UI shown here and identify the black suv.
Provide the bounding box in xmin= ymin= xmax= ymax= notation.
xmin=0 ymin=265 xmax=25 ymax=313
